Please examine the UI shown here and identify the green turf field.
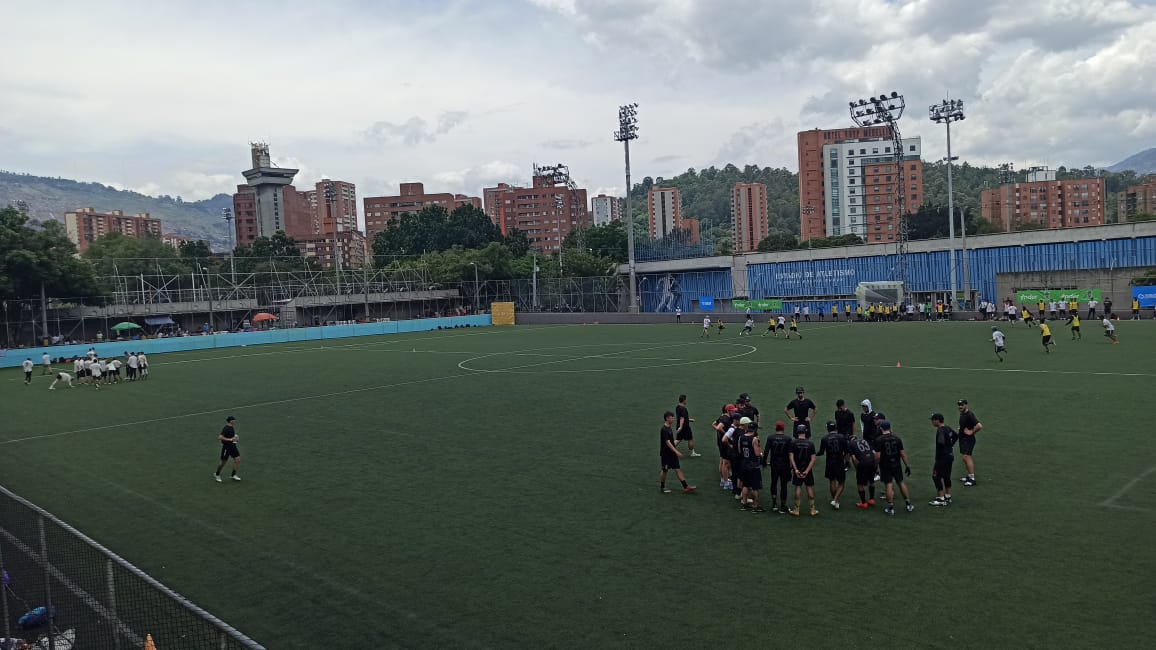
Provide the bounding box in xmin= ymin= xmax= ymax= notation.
xmin=3 ymin=319 xmax=1154 ymax=648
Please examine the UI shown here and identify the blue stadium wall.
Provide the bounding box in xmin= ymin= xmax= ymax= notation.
xmin=638 ymin=230 xmax=1156 ymax=313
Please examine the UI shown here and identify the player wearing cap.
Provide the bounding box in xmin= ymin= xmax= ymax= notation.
xmin=214 ymin=416 xmax=242 ymax=482
xmin=1039 ymin=320 xmax=1056 ymax=353
xmin=1065 ymin=312 xmax=1081 ymax=340
xmin=761 ymin=421 xmax=793 ymax=514
xmin=736 ymin=393 xmax=760 ymax=429
xmin=721 ymin=416 xmax=746 ymax=499
xmin=991 ymin=326 xmax=1007 ymax=362
xmin=1102 ymin=316 xmax=1118 ymax=344
xmin=737 ymin=419 xmax=763 ymax=512
xmin=700 ymin=316 xmax=711 ymax=338
xmin=817 ymin=421 xmax=848 ymax=510
xmin=22 ymin=358 xmax=33 ymax=385
xmin=957 ymin=399 xmax=982 ymax=486
xmin=674 ymin=394 xmax=700 ymax=457
xmin=714 ymin=404 xmax=738 ymax=489
xmin=788 ymin=424 xmax=818 ymax=517
xmin=929 ymin=414 xmax=957 ymax=507
xmin=739 ymin=316 xmax=754 ymax=336
xmin=48 ymin=371 xmax=73 ymax=390
xmin=785 ymin=386 xmax=816 ymax=438
xmin=659 ymin=411 xmax=697 ymax=494
xmin=871 ymin=420 xmax=913 ymax=515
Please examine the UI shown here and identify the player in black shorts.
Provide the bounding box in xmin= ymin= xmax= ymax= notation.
xmin=674 ymin=394 xmax=700 ymax=457
xmin=785 ymin=386 xmax=816 ymax=438
xmin=860 ymin=400 xmax=879 ymax=444
xmin=761 ymin=421 xmax=792 ymax=514
xmin=737 ymin=422 xmax=763 ymax=512
xmin=847 ymin=430 xmax=877 ymax=508
xmin=929 ymin=413 xmax=957 ymax=506
xmin=871 ymin=420 xmax=913 ymax=515
xmin=714 ymin=404 xmax=738 ymax=489
xmin=788 ymin=424 xmax=818 ymax=517
xmin=817 ymin=421 xmax=848 ymax=510
xmin=957 ymin=399 xmax=982 ymax=486
xmin=660 ymin=411 xmax=696 ymax=494
xmin=834 ymin=399 xmax=856 ymax=437
xmin=214 ymin=416 xmax=242 ymax=482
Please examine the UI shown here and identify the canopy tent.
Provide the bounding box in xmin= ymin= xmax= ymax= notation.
xmin=111 ymin=322 xmax=142 ymax=331
xmin=144 ymin=315 xmax=175 ymax=326
xmin=252 ymin=312 xmax=278 ymax=323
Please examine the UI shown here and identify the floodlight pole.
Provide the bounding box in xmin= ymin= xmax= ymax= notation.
xmin=930 ymin=98 xmax=966 ymax=309
xmin=615 ymin=103 xmax=639 ymax=312
xmin=850 ymin=91 xmax=907 ymax=289
xmin=222 ymin=207 xmax=236 ymax=284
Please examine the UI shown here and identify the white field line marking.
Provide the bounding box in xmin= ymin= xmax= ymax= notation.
xmin=1099 ymin=463 xmax=1156 ymax=511
xmin=727 ymin=358 xmax=1156 ymax=378
xmin=461 ymin=340 xmax=704 ymax=373
xmin=57 ymin=467 xmax=476 ymax=646
xmin=1 ymin=371 xmax=478 ymax=446
xmin=458 ymin=340 xmax=757 ymax=374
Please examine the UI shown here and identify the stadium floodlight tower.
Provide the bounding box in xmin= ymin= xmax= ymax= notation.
xmin=930 ymin=98 xmax=966 ymax=309
xmin=850 ymin=91 xmax=908 ymax=290
xmin=614 ymin=103 xmax=639 ymax=312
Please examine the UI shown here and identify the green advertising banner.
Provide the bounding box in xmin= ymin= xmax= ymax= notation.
xmin=733 ymin=299 xmax=784 ymax=311
xmin=1015 ymin=289 xmax=1102 ymax=305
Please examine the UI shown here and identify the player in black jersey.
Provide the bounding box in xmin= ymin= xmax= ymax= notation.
xmin=833 ymin=399 xmax=856 ymax=437
xmin=859 ymin=399 xmax=879 ymax=443
xmin=929 ymin=413 xmax=957 ymax=506
xmin=871 ymin=420 xmax=913 ymax=515
xmin=737 ymin=423 xmax=764 ymax=512
xmin=817 ymin=421 xmax=848 ymax=510
xmin=761 ymin=421 xmax=793 ymax=514
xmin=714 ymin=404 xmax=738 ymax=488
xmin=957 ymin=399 xmax=983 ymax=486
xmin=660 ymin=411 xmax=697 ymax=494
xmin=214 ymin=416 xmax=242 ymax=482
xmin=847 ymin=431 xmax=877 ymax=508
xmin=785 ymin=386 xmax=817 ymax=438
xmin=788 ymin=424 xmax=819 ymax=517
xmin=674 ymin=394 xmax=700 ymax=457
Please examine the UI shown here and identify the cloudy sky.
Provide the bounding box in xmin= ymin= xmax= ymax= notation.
xmin=2 ymin=0 xmax=1153 ymax=206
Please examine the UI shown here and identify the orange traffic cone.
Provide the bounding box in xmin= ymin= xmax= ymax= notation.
xmin=145 ymin=634 xmax=156 ymax=650
xmin=896 ymin=361 xmax=902 ymax=368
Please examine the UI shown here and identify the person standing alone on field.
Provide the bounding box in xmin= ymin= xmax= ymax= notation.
xmin=991 ymin=326 xmax=1007 ymax=362
xmin=1102 ymin=316 xmax=1119 ymax=344
xmin=674 ymin=394 xmax=699 ymax=457
xmin=215 ymin=416 xmax=242 ymax=482
xmin=785 ymin=386 xmax=816 ymax=437
xmin=41 ymin=352 xmax=51 ymax=375
xmin=957 ymin=399 xmax=982 ymax=486
xmin=929 ymin=413 xmax=956 ymax=507
xmin=675 ymin=306 xmax=682 ymax=323
xmin=22 ymin=358 xmax=33 ymax=385
xmin=701 ymin=316 xmax=711 ymax=338
xmin=660 ymin=411 xmax=696 ymax=494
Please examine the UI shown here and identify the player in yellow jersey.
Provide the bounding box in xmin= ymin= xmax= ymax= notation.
xmin=845 ymin=303 xmax=852 ymax=321
xmin=787 ymin=317 xmax=802 ymax=340
xmin=1065 ymin=312 xmax=1081 ymax=340
xmin=1040 ymin=320 xmax=1056 ymax=353
xmin=856 ymin=304 xmax=863 ymax=321
xmin=1021 ymin=307 xmax=1035 ymax=327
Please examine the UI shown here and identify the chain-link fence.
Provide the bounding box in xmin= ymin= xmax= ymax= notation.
xmin=0 ymin=485 xmax=263 ymax=649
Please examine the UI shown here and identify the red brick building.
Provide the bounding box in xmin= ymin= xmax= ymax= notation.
xmin=732 ymin=182 xmax=770 ymax=253
xmin=363 ymin=182 xmax=481 ymax=241
xmin=1117 ymin=177 xmax=1156 ymax=223
xmin=294 ymin=230 xmax=368 ymax=269
xmin=647 ymin=187 xmax=682 ymax=239
xmin=232 ymin=184 xmax=315 ymax=246
xmin=64 ymin=208 xmax=162 ymax=252
xmin=980 ymin=169 xmax=1106 ymax=231
xmin=482 ymin=166 xmax=589 ymax=252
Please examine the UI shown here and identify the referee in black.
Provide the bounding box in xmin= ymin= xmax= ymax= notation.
xmin=214 ymin=416 xmax=242 ymax=482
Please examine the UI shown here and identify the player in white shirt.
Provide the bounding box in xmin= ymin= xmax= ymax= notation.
xmin=739 ymin=316 xmax=754 ymax=336
xmin=41 ymin=352 xmax=51 ymax=375
xmin=49 ymin=372 xmax=73 ymax=390
xmin=675 ymin=306 xmax=682 ymax=324
xmin=700 ymin=316 xmax=711 ymax=338
xmin=98 ymin=359 xmax=109 ymax=384
xmin=1102 ymin=317 xmax=1118 ymax=344
xmin=127 ymin=353 xmax=139 ymax=381
xmin=991 ymin=326 xmax=1007 ymax=362
xmin=89 ymin=359 xmax=103 ymax=388
xmin=107 ymin=358 xmax=122 ymax=383
xmin=72 ymin=357 xmax=83 ymax=382
xmin=137 ymin=352 xmax=149 ymax=379
xmin=87 ymin=347 xmax=96 ymax=361
xmin=22 ymin=358 xmax=34 ymax=385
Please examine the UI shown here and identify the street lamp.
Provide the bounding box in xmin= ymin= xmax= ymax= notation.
xmin=614 ymin=102 xmax=639 ymax=313
xmin=468 ymin=262 xmax=479 ymax=313
xmin=221 ymin=207 xmax=236 ymax=283
xmin=930 ymin=98 xmax=965 ymax=309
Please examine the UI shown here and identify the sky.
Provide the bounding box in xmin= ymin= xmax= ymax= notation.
xmin=2 ymin=0 xmax=1154 ymax=207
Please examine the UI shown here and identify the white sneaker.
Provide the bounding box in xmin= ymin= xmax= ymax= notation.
xmin=231 ymin=475 xmax=242 ymax=481
xmin=214 ymin=475 xmax=222 ymax=483
xmin=690 ymin=451 xmax=701 ymax=457
xmin=830 ymin=500 xmax=840 ymax=510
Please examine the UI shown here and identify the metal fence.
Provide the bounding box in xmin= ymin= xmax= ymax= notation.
xmin=0 ymin=485 xmax=263 ymax=649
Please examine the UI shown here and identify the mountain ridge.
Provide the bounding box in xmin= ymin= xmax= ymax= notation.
xmin=1108 ymin=147 xmax=1156 ymax=174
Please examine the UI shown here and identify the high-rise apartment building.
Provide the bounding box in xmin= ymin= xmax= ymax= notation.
xmin=312 ymin=180 xmax=358 ymax=237
xmin=590 ymin=194 xmax=622 ymax=226
xmin=797 ymin=127 xmax=923 ymax=242
xmin=647 ymin=187 xmax=682 ymax=238
xmin=1117 ymin=177 xmax=1156 ymax=223
xmin=238 ymin=142 xmax=300 ymax=241
xmin=482 ymin=164 xmax=589 ymax=252
xmin=980 ymin=168 xmax=1106 ymax=231
xmin=64 ymin=208 xmax=162 ymax=252
xmin=731 ymin=183 xmax=770 ymax=253
xmin=294 ymin=230 xmax=368 ymax=269
xmin=363 ymin=182 xmax=481 ymax=240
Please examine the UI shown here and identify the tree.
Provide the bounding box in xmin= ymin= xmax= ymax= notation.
xmin=178 ymin=239 xmax=213 ymax=260
xmin=372 ymin=204 xmax=504 ymax=261
xmin=504 ymin=228 xmax=531 ymax=257
xmin=1130 ymin=212 xmax=1156 ymax=223
xmin=561 ymin=220 xmax=628 ymax=263
xmin=82 ymin=232 xmax=191 ymax=279
xmin=0 ymin=205 xmax=100 ymax=302
xmin=757 ymin=232 xmax=799 ymax=252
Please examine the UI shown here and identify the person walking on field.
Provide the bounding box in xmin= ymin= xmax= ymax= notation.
xmin=215 ymin=416 xmax=242 ymax=482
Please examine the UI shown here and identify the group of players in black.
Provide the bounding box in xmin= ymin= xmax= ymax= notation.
xmin=659 ymin=389 xmax=984 ymax=516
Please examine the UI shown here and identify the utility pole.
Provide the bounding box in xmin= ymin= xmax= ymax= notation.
xmin=222 ymin=207 xmax=236 ymax=283
xmin=959 ymin=205 xmax=971 ymax=306
xmin=532 ymin=252 xmax=539 ymax=310
xmin=930 ymin=98 xmax=966 ymax=309
xmin=614 ymin=103 xmax=639 ymax=312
